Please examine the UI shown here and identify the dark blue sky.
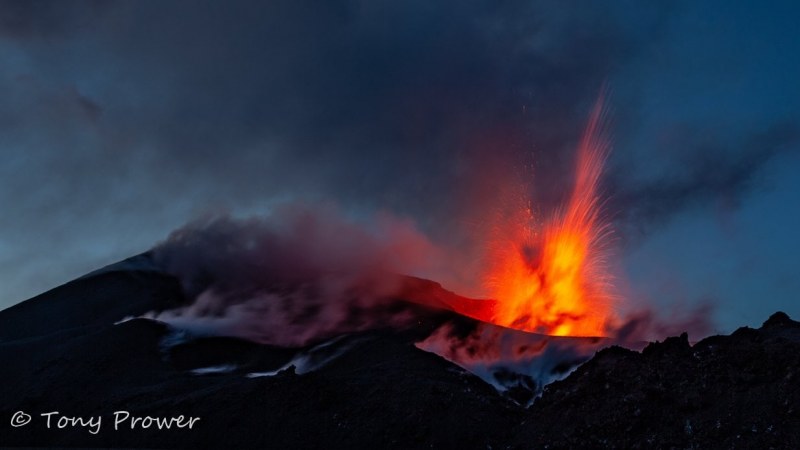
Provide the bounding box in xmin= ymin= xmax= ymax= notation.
xmin=1 ymin=0 xmax=798 ymax=332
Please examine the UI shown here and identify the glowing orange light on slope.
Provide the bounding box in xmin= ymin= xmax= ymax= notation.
xmin=484 ymin=96 xmax=614 ymax=337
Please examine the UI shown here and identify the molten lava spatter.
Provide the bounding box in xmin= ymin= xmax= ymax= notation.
xmin=482 ymin=98 xmax=614 ymax=337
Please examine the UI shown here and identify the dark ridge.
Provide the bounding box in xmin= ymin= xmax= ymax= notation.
xmin=762 ymin=311 xmax=797 ymax=328
xmin=2 ymin=263 xmax=799 ymax=448
xmin=521 ymin=312 xmax=800 ymax=449
xmin=0 ymin=265 xmax=184 ymax=342
xmin=641 ymin=331 xmax=691 ymax=357
xmin=167 ymin=336 xmax=297 ymax=373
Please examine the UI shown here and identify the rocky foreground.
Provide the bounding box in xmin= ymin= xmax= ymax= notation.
xmin=521 ymin=311 xmax=800 ymax=449
xmin=1 ymin=261 xmax=798 ymax=449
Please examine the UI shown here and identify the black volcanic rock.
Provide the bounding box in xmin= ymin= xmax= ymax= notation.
xmin=763 ymin=311 xmax=793 ymax=327
xmin=0 ymin=253 xmax=183 ymax=342
xmin=2 ymin=257 xmax=800 ymax=448
xmin=0 ymin=258 xmax=520 ymax=448
xmin=641 ymin=331 xmax=691 ymax=358
xmin=1 ymin=319 xmax=521 ymax=448
xmin=518 ymin=317 xmax=800 ymax=449
xmin=166 ymin=335 xmax=296 ymax=373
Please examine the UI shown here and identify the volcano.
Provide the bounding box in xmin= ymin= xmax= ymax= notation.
xmin=1 ymin=253 xmax=799 ymax=449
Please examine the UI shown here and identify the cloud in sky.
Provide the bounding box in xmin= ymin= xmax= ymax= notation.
xmin=607 ymin=122 xmax=800 ymax=242
xmin=0 ymin=0 xmax=798 ymax=331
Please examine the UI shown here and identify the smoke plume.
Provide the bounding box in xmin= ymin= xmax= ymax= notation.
xmin=148 ymin=202 xmax=443 ymax=347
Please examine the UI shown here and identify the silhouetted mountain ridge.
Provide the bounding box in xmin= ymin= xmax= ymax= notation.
xmin=1 ymin=255 xmax=798 ymax=448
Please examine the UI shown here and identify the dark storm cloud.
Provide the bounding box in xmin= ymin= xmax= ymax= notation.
xmin=0 ymin=0 xmax=111 ymax=38
xmin=0 ymin=0 xmax=677 ymax=246
xmin=606 ymin=122 xmax=800 ymax=242
xmin=100 ymin=0 xmax=676 ymax=231
xmin=4 ymin=0 xmax=796 ymax=311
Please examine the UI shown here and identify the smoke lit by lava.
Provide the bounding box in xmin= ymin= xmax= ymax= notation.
xmin=143 ymin=94 xmax=709 ymax=395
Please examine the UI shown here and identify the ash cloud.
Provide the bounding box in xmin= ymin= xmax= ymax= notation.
xmin=607 ymin=123 xmax=800 ymax=242
xmin=0 ymin=0 xmax=112 ymax=38
xmin=0 ymin=0 xmax=676 ymax=308
xmin=1 ymin=0 xmax=798 ymax=334
xmin=148 ymin=203 xmax=443 ymax=346
xmin=611 ymin=304 xmax=715 ymax=344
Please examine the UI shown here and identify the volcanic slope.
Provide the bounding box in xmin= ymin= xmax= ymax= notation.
xmin=1 ymin=254 xmax=799 ymax=448
xmin=0 ymin=254 xmax=523 ymax=448
xmin=517 ymin=312 xmax=800 ymax=449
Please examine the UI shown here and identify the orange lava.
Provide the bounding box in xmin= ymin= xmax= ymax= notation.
xmin=480 ymin=97 xmax=614 ymax=337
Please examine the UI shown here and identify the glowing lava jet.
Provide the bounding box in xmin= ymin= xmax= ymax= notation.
xmin=480 ymin=99 xmax=615 ymax=337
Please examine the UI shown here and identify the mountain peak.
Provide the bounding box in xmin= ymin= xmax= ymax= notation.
xmin=762 ymin=311 xmax=798 ymax=328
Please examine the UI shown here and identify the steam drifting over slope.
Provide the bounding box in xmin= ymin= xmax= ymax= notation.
xmin=149 ymin=203 xmax=444 ymax=347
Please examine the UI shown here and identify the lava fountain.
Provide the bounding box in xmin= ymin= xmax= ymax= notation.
xmin=468 ymin=97 xmax=615 ymax=337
